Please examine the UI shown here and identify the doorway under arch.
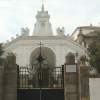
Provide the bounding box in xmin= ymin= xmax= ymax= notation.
xmin=30 ymin=46 xmax=56 ymax=73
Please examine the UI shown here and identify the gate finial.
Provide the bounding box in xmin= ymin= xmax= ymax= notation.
xmin=65 ymin=52 xmax=75 ymax=64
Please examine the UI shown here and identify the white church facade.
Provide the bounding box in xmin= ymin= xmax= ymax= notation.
xmin=2 ymin=5 xmax=92 ymax=67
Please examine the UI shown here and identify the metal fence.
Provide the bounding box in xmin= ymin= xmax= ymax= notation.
xmin=18 ymin=66 xmax=63 ymax=88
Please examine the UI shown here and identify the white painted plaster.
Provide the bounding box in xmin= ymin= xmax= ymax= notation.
xmin=89 ymin=78 xmax=100 ymax=100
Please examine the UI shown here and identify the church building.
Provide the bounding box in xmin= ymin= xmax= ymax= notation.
xmin=2 ymin=5 xmax=96 ymax=67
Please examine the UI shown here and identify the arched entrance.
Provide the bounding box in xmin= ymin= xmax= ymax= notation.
xmin=30 ymin=46 xmax=56 ymax=69
xmin=30 ymin=46 xmax=56 ymax=65
xmin=30 ymin=46 xmax=56 ymax=87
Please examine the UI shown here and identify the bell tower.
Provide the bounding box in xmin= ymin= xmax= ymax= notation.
xmin=33 ymin=5 xmax=53 ymax=36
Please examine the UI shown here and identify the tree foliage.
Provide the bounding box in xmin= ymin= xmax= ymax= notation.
xmin=87 ymin=31 xmax=100 ymax=72
xmin=88 ymin=42 xmax=100 ymax=68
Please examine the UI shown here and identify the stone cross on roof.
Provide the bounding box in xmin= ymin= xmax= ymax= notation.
xmin=40 ymin=0 xmax=45 ymax=11
xmin=41 ymin=0 xmax=44 ymax=4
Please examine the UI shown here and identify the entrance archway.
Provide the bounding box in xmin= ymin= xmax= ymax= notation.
xmin=30 ymin=46 xmax=56 ymax=67
xmin=30 ymin=46 xmax=56 ymax=87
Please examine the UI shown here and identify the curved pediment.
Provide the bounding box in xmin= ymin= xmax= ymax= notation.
xmin=36 ymin=5 xmax=50 ymax=18
xmin=36 ymin=11 xmax=50 ymax=18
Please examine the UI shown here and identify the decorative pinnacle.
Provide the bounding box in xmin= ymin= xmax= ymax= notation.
xmin=90 ymin=23 xmax=92 ymax=26
xmin=80 ymin=28 xmax=82 ymax=32
xmin=41 ymin=4 xmax=44 ymax=11
xmin=79 ymin=28 xmax=83 ymax=35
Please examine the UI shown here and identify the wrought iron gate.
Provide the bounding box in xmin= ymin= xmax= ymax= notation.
xmin=17 ymin=65 xmax=64 ymax=100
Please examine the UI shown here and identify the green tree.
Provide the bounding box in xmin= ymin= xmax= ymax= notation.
xmin=0 ymin=43 xmax=5 ymax=66
xmin=87 ymin=31 xmax=100 ymax=72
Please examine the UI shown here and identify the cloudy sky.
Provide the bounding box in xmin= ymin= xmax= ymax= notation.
xmin=0 ymin=0 xmax=100 ymax=43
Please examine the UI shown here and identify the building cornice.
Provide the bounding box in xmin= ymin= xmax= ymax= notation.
xmin=70 ymin=26 xmax=100 ymax=37
xmin=3 ymin=35 xmax=87 ymax=56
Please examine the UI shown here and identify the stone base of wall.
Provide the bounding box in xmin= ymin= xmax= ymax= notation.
xmin=65 ymin=74 xmax=78 ymax=100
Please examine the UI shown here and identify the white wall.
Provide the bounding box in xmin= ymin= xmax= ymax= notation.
xmin=89 ymin=78 xmax=100 ymax=100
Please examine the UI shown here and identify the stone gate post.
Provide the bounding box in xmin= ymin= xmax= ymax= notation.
xmin=79 ymin=55 xmax=100 ymax=100
xmin=64 ymin=52 xmax=78 ymax=100
xmin=3 ymin=52 xmax=17 ymax=100
xmin=79 ymin=55 xmax=90 ymax=100
xmin=0 ymin=67 xmax=3 ymax=100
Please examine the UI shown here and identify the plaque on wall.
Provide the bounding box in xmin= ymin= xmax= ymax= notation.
xmin=66 ymin=65 xmax=76 ymax=72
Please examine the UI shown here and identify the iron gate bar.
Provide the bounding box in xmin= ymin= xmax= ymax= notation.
xmin=17 ymin=65 xmax=19 ymax=100
xmin=62 ymin=65 xmax=65 ymax=100
xmin=39 ymin=42 xmax=42 ymax=100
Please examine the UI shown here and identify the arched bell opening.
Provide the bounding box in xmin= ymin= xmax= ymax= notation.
xmin=40 ymin=22 xmax=45 ymax=34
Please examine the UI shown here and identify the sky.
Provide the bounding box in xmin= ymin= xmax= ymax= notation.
xmin=0 ymin=0 xmax=100 ymax=43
